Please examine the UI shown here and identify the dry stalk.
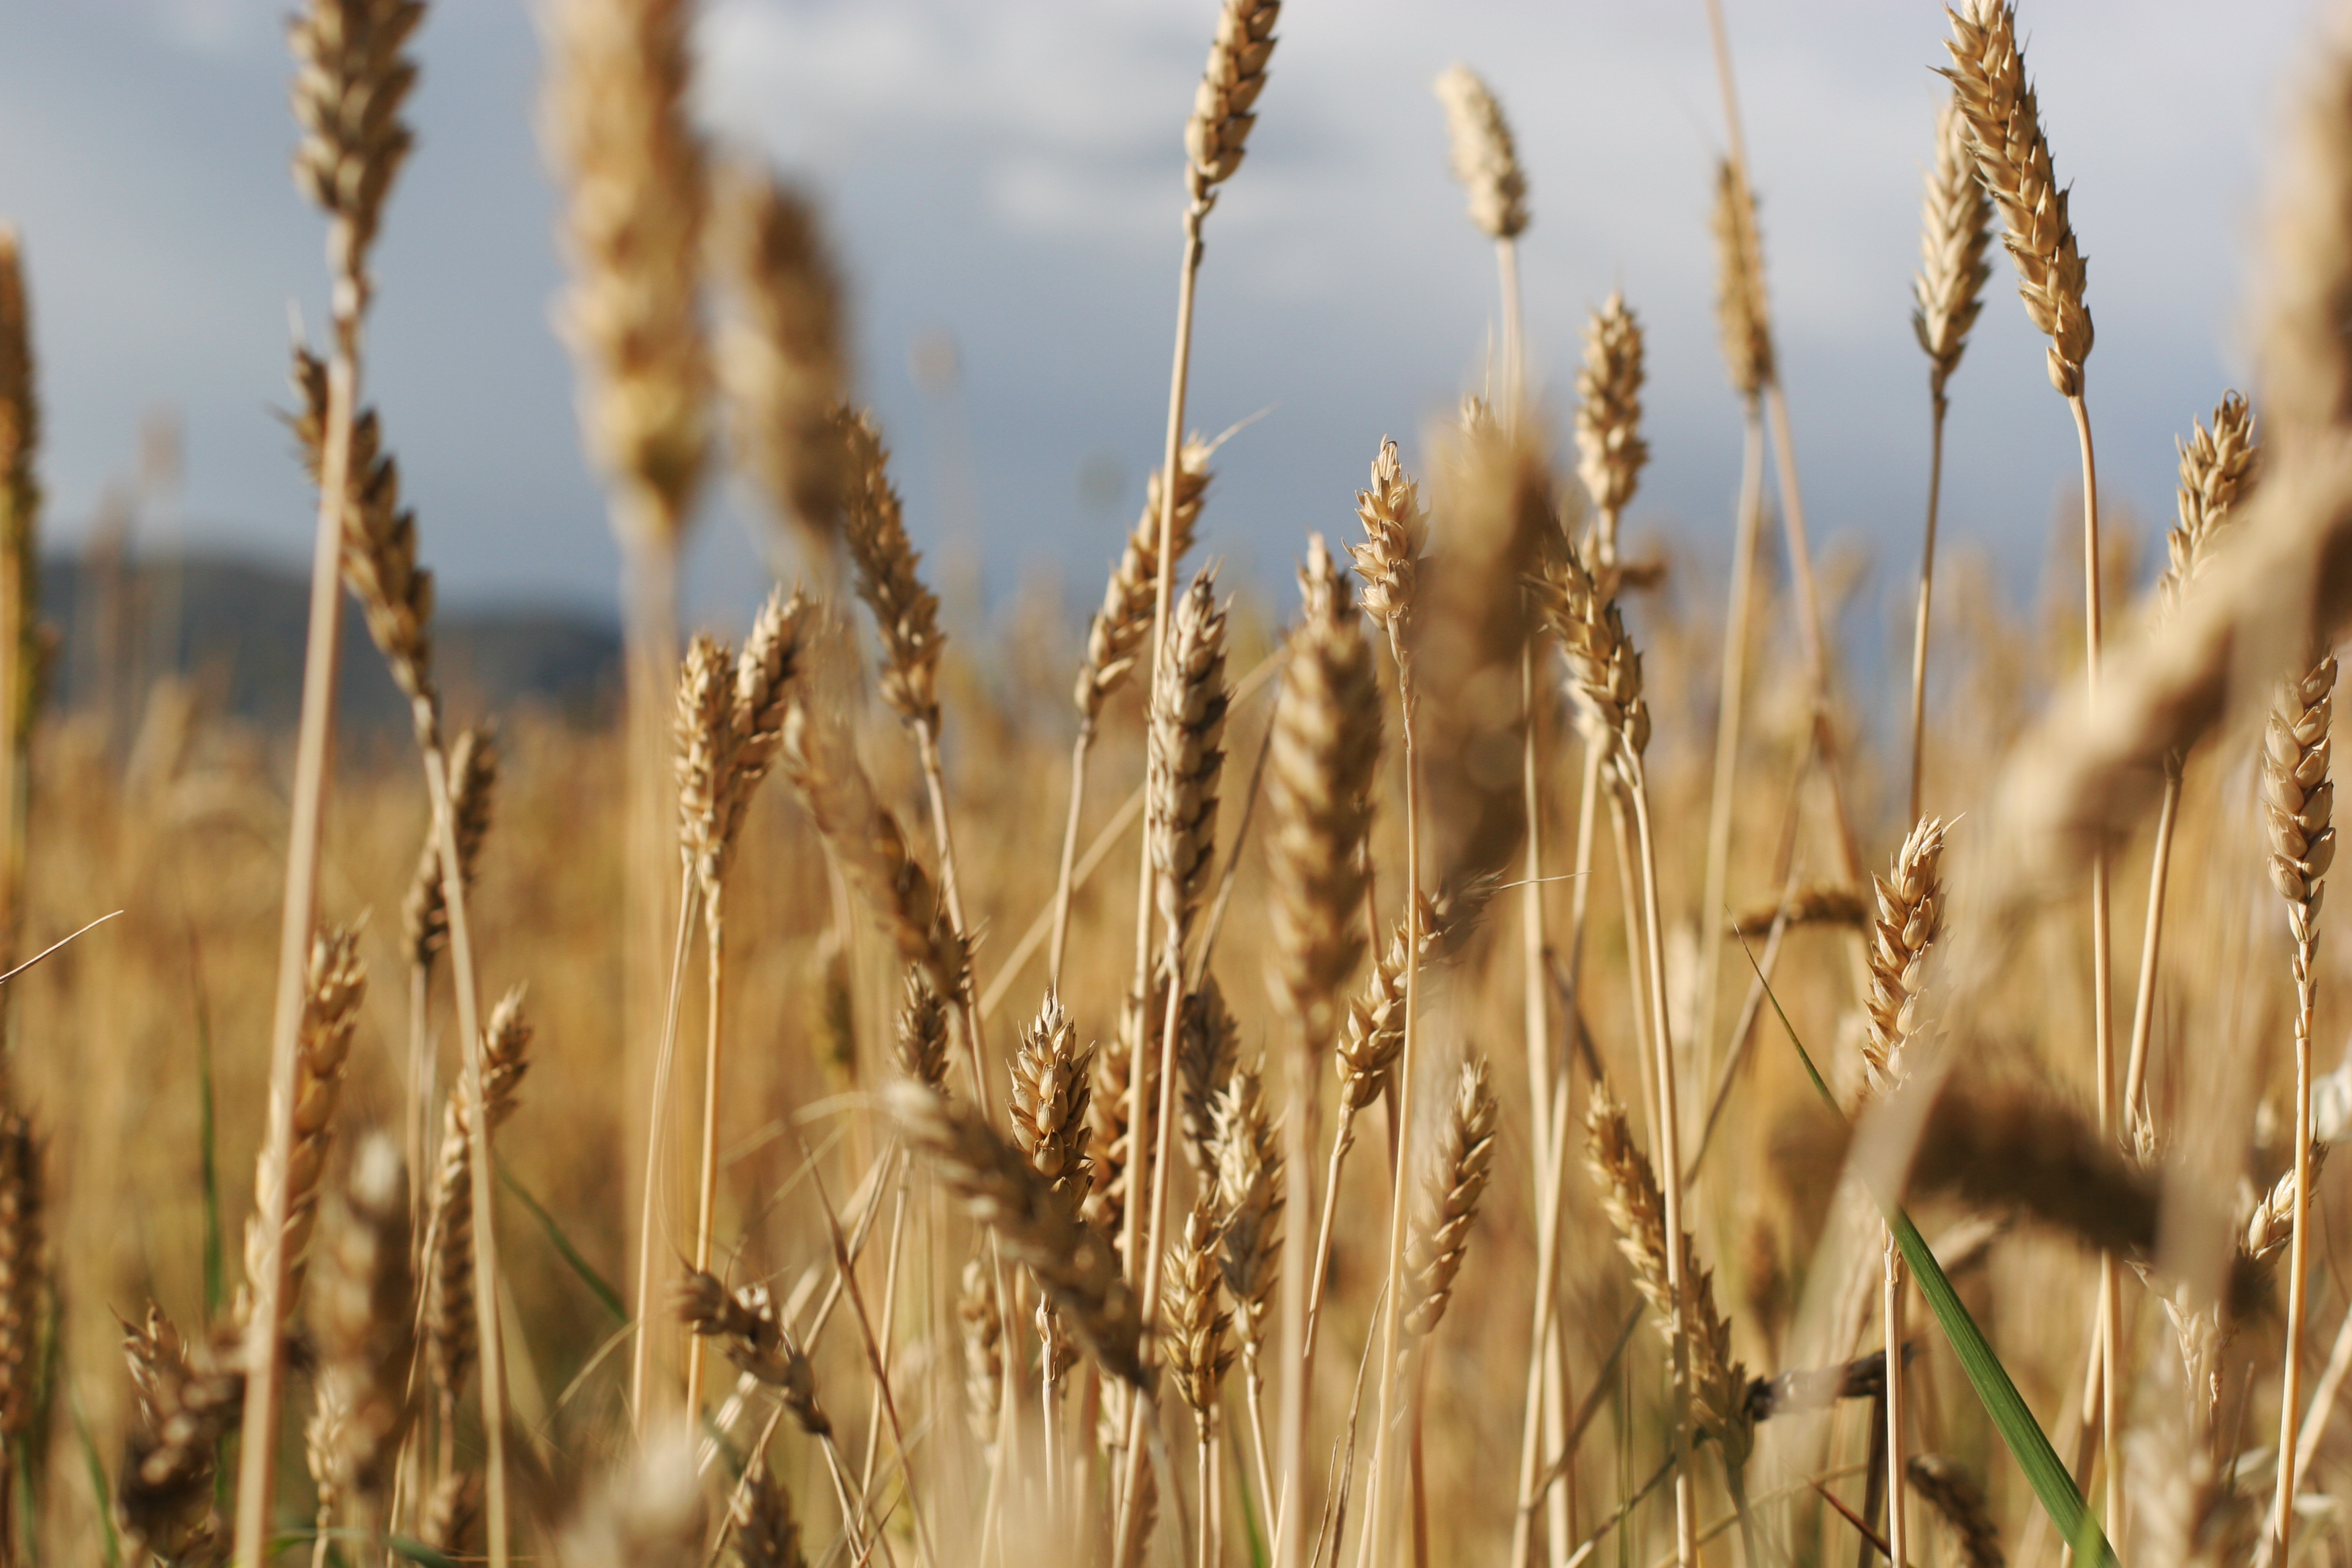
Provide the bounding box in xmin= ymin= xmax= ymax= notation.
xmin=2124 ymin=395 xmax=2260 ymax=1133
xmin=0 ymin=231 xmax=42 ymax=981
xmin=1908 ymin=89 xmax=1995 ymax=821
xmin=238 ymin=1 xmax=424 ymax=1556
xmin=1264 ymin=536 xmax=1381 ymax=1568
xmin=2267 ymin=650 xmax=2337 ymax=1564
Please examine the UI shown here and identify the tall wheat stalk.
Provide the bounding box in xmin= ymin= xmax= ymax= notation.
xmin=545 ymin=0 xmax=712 ymax=1441
xmin=235 ymin=5 xmax=429 ymax=1562
xmin=1908 ymin=92 xmax=1994 ymax=820
xmin=1943 ymin=1 xmax=2114 ymax=1532
xmin=1692 ymin=160 xmax=1772 ymax=1083
xmin=0 ymin=230 xmax=38 ymax=989
xmin=2120 ymin=395 xmax=2258 ymax=1129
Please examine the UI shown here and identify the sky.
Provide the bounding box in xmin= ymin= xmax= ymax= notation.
xmin=0 ymin=0 xmax=2324 ymax=641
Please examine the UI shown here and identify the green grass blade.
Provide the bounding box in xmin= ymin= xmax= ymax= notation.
xmin=67 ymin=1383 xmax=119 ymax=1568
xmin=1733 ymin=934 xmax=2117 ymax=1568
xmin=388 ymin=1536 xmax=462 ymax=1568
xmin=500 ymin=1167 xmax=625 ymax=1321
xmin=191 ymin=932 xmax=225 ymax=1322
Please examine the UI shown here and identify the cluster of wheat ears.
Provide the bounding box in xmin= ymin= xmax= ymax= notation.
xmin=15 ymin=0 xmax=2352 ymax=1566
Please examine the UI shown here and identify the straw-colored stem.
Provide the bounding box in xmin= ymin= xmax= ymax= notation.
xmin=2122 ymin=771 xmax=2182 ymax=1130
xmin=628 ymin=867 xmax=698 ymax=1431
xmin=408 ymin=962 xmax=434 ymax=1239
xmin=1359 ymin=642 xmax=1424 ymax=1567
xmin=1628 ymin=761 xmax=1697 ymax=1568
xmin=2273 ymin=949 xmax=2318 ymax=1568
xmin=1301 ymin=1100 xmax=1359 ymax=1359
xmin=1694 ymin=403 xmax=1765 ymax=1106
xmin=1521 ymin=644 xmax=1552 ymax=1184
xmin=1909 ymin=398 xmax=1949 ymax=824
xmin=1510 ymin=1070 xmax=1577 ymax=1568
xmin=1499 ymin=238 xmax=1524 ymax=418
xmin=1047 ymin=726 xmax=1095 ymax=991
xmin=2288 ymin=1273 xmax=2352 ymax=1506
xmin=422 ymin=730 xmax=504 ymax=1568
xmin=233 ymin=302 xmax=357 ymax=1568
xmin=2068 ymin=387 xmax=2120 ymax=1547
xmin=1246 ymin=1357 xmax=1276 ymax=1536
xmin=914 ymin=716 xmax=971 ymax=940
xmin=1883 ymin=1230 xmax=1908 ymax=1568
xmin=857 ymin=1179 xmax=911 ymax=1499
xmin=685 ymin=885 xmax=726 ymax=1419
xmin=1117 ymin=935 xmax=1196 ymax=1562
xmin=1199 ymin=1425 xmax=1216 ymax=1568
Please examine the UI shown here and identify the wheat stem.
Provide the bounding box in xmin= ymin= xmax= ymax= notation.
xmin=1627 ymin=761 xmax=1698 ymax=1568
xmin=1048 ymin=728 xmax=1094 ymax=991
xmin=630 ymin=867 xmax=698 ymax=1430
xmin=685 ymin=887 xmax=726 ymax=1419
xmin=234 ymin=281 xmax=360 ymax=1568
xmin=2121 ymin=772 xmax=2182 ymax=1129
xmin=1694 ymin=403 xmax=1765 ymax=1120
xmin=1910 ymin=406 xmax=1948 ymax=825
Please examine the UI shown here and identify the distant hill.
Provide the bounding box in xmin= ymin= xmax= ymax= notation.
xmin=38 ymin=554 xmax=621 ymax=734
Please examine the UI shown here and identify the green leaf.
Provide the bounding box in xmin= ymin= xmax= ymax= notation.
xmin=1734 ymin=934 xmax=2117 ymax=1568
xmin=388 ymin=1535 xmax=462 ymax=1568
xmin=500 ymin=1167 xmax=625 ymax=1322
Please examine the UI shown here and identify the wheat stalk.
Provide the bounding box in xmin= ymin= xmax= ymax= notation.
xmin=2267 ymin=650 xmax=2337 ymax=1563
xmin=1908 ymin=89 xmax=1995 ymax=823
xmin=238 ymin=2 xmax=427 ymax=1555
xmin=0 ymin=230 xmax=42 ymax=983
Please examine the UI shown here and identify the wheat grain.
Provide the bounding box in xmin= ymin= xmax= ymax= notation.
xmin=891 ymin=1081 xmax=1148 ymax=1386
xmin=896 ymin=969 xmax=950 ymax=1093
xmin=1150 ymin=569 xmax=1230 ymax=969
xmin=304 ymin=1134 xmax=413 ymax=1535
xmin=2265 ymin=655 xmax=2337 ymax=952
xmin=1404 ymin=1057 xmax=1498 ymax=1336
xmin=726 ymin=1457 xmax=809 ymax=1568
xmin=245 ymin=922 xmax=365 ymax=1318
xmin=1177 ymin=976 xmax=1238 ymax=1175
xmin=1185 ymin=0 xmax=1281 ymax=214
xmin=957 ymin=1253 xmax=1003 ymax=1446
xmin=1265 ymin=536 xmax=1381 ymax=1048
xmin=1526 ymin=529 xmax=1650 ymax=767
xmin=1906 ymin=1455 xmax=2004 ymax=1568
xmin=715 ymin=162 xmax=846 ymax=561
xmin=833 ymin=406 xmax=944 ymax=732
xmin=1861 ymin=817 xmax=1948 ymax=1096
xmin=1434 ymin=65 xmax=1528 ymax=241
xmin=1210 ymin=1065 xmax=1281 ymax=1370
xmin=545 ymin=0 xmax=709 ymax=543
xmin=1335 ymin=879 xmax=1495 ymax=1113
xmin=1010 ymin=991 xmax=1095 ymax=1214
xmin=1576 ymin=293 xmax=1648 ymax=557
xmin=1163 ymin=1191 xmax=1234 ymax=1438
xmin=426 ymin=988 xmax=531 ymax=1427
xmin=1914 ymin=95 xmax=1995 ymax=409
xmin=2245 ymin=1144 xmax=2328 ymax=1262
xmin=118 ymin=1305 xmax=243 ymax=1568
xmin=1711 ymin=161 xmax=1773 ymax=401
xmin=678 ymin=1271 xmax=831 ymax=1436
xmin=2159 ymin=394 xmax=2259 ymax=622
xmin=1349 ymin=437 xmax=1425 ymax=633
xmin=403 ymin=726 xmax=497 ymax=970
xmin=289 ymin=0 xmax=422 ymax=311
xmin=1077 ymin=440 xmax=1214 ymax=728
xmin=289 ymin=345 xmax=434 ymax=711
xmin=1943 ymin=0 xmax=2094 ymax=395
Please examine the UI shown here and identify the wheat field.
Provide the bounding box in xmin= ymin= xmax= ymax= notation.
xmin=1 ymin=2 xmax=2349 ymax=1568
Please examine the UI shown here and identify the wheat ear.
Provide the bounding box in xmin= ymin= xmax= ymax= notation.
xmin=714 ymin=161 xmax=846 ymax=567
xmin=238 ymin=1 xmax=424 ymax=1555
xmin=1403 ymin=1057 xmax=1500 ymax=1337
xmin=1907 ymin=1455 xmax=2005 ymax=1568
xmin=1434 ymin=64 xmax=1529 ymax=406
xmin=1908 ymin=89 xmax=1995 ymax=823
xmin=1212 ymin=1063 xmax=1283 ymax=1518
xmin=1576 ymin=293 xmax=1648 ymax=569
xmin=305 ymin=1134 xmax=413 ymax=1559
xmin=399 ymin=725 xmax=495 ymax=1214
xmin=119 ymin=1305 xmax=244 ymax=1567
xmin=424 ymin=987 xmax=529 ymax=1471
xmin=2268 ymin=651 xmax=2338 ymax=1564
xmin=2123 ymin=395 xmax=2261 ymax=1137
xmin=0 ymin=230 xmax=42 ymax=982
